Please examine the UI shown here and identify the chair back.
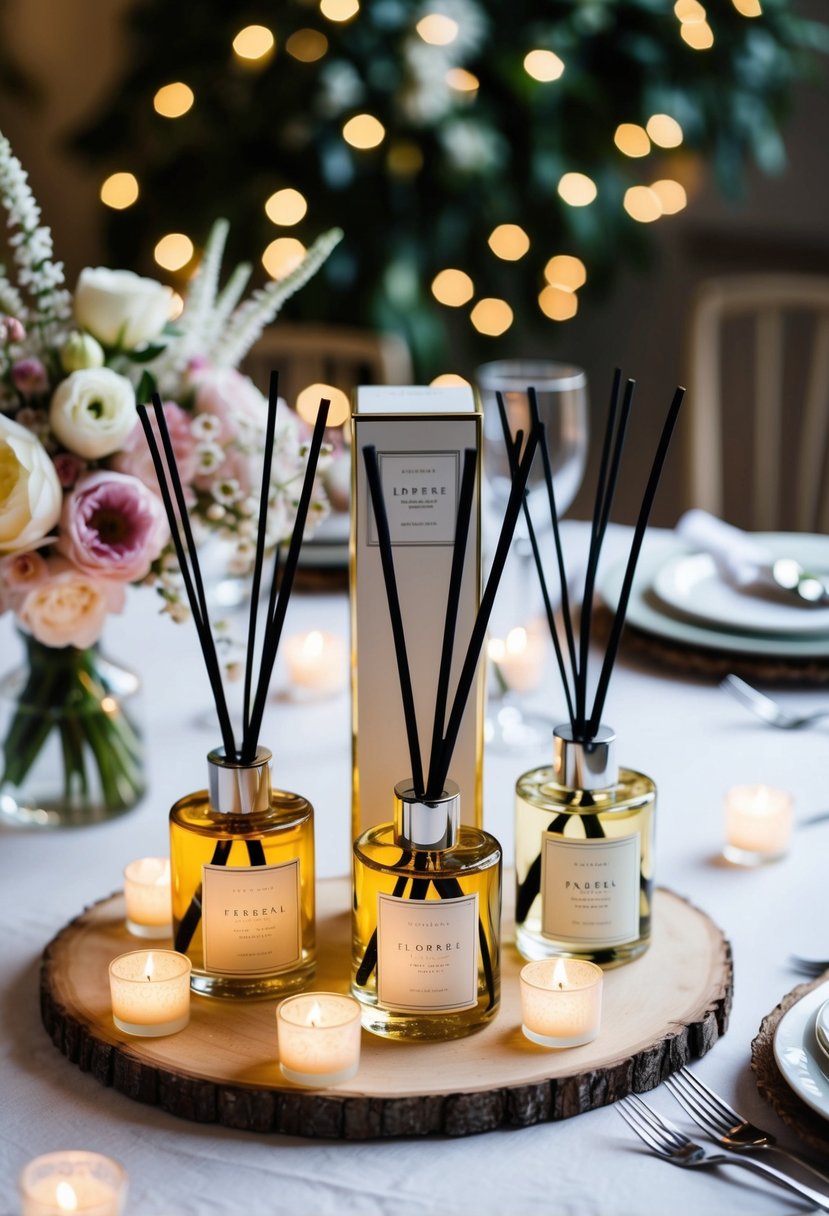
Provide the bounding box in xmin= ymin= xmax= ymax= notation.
xmin=686 ymin=273 xmax=829 ymax=531
xmin=242 ymin=322 xmax=412 ymax=412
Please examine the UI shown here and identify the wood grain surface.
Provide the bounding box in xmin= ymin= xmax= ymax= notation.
xmin=41 ymin=881 xmax=733 ymax=1139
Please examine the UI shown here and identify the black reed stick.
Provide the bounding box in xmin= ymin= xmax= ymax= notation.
xmin=137 ymin=402 xmax=236 ymax=756
xmin=587 ymin=386 xmax=685 ymax=734
xmin=362 ymin=445 xmax=425 ymax=797
xmin=425 ymin=449 xmax=478 ymax=800
xmin=242 ymin=398 xmax=331 ymax=761
xmin=243 ymin=371 xmax=280 ymax=743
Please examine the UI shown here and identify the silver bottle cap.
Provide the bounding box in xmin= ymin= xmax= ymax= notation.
xmin=393 ymin=779 xmax=460 ymax=850
xmin=553 ymin=724 xmax=618 ymax=790
xmin=208 ymin=746 xmax=272 ymax=814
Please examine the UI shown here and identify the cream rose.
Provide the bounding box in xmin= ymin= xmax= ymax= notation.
xmin=75 ymin=267 xmax=173 ymax=350
xmin=0 ymin=413 xmax=62 ymax=553
xmin=17 ymin=557 xmax=125 ymax=648
xmin=49 ymin=367 xmax=137 ymax=460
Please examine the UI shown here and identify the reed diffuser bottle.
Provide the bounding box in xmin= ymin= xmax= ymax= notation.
xmin=497 ymin=370 xmax=684 ymax=968
xmin=170 ymin=746 xmax=315 ymax=997
xmin=352 ymin=781 xmax=500 ymax=1040
xmin=515 ymin=725 xmax=655 ymax=966
xmin=138 ymin=378 xmax=331 ymax=999
xmin=352 ymin=428 xmax=538 ymax=1039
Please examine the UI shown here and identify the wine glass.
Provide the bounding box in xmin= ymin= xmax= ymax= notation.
xmin=475 ymin=359 xmax=589 ymax=749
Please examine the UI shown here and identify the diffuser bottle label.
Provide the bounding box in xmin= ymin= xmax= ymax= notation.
xmin=376 ymin=891 xmax=479 ymax=1012
xmin=369 ymin=451 xmax=459 ymax=546
xmin=202 ymin=859 xmax=302 ymax=976
xmin=541 ymin=833 xmax=640 ymax=947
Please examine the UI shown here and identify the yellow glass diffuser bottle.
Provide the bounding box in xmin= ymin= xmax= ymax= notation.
xmin=515 ymin=725 xmax=655 ymax=966
xmin=171 ymin=746 xmax=315 ymax=998
xmin=352 ymin=780 xmax=500 ymax=1040
xmin=137 ymin=381 xmax=331 ymax=1000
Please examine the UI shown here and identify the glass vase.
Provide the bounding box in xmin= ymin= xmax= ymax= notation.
xmin=0 ymin=632 xmax=145 ymax=828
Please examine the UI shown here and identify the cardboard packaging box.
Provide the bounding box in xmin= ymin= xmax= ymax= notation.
xmin=351 ymin=385 xmax=484 ymax=837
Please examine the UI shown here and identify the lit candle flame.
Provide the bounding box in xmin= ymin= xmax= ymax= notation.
xmin=306 ymin=1000 xmax=323 ymax=1028
xmin=55 ymin=1182 xmax=78 ymax=1212
xmin=302 ymin=631 xmax=324 ymax=659
xmin=144 ymin=953 xmax=155 ymax=982
xmin=552 ymin=958 xmax=569 ymax=990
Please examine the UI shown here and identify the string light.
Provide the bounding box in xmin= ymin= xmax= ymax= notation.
xmin=431 ymin=268 xmax=474 ymax=306
xmin=646 ymin=114 xmax=683 ymax=148
xmin=153 ymin=83 xmax=194 ymax=118
xmin=286 ymin=29 xmax=329 ymax=61
xmin=650 ymin=179 xmax=687 ymax=214
xmin=416 ymin=14 xmax=459 ymax=45
xmin=296 ymin=383 xmax=350 ymax=427
xmin=470 ymin=298 xmax=513 ymax=336
xmin=488 ymin=224 xmax=530 ymax=261
xmin=538 ymin=285 xmax=578 ymax=321
xmin=262 ymin=237 xmax=306 ymax=279
xmin=232 ymin=25 xmax=275 ymax=61
xmin=614 ymin=123 xmax=651 ymax=158
xmin=430 ymin=373 xmax=470 ymax=386
xmin=681 ymin=20 xmax=714 ymax=48
xmin=523 ymin=49 xmax=565 ymax=82
xmin=623 ymin=186 xmax=662 ymax=223
xmin=544 ymin=254 xmax=586 ymax=290
xmin=343 ymin=114 xmax=385 ymax=149
xmin=558 ymin=173 xmax=597 ymax=206
xmin=154 ymin=233 xmax=194 ymax=271
xmin=265 ymin=188 xmax=308 ymax=226
xmin=447 ymin=68 xmax=479 ymax=93
xmin=100 ymin=172 xmax=139 ymax=210
xmin=320 ymin=0 xmax=360 ymax=20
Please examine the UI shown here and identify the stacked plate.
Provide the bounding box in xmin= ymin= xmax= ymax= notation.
xmin=774 ymin=981 xmax=829 ymax=1122
xmin=598 ymin=532 xmax=829 ymax=660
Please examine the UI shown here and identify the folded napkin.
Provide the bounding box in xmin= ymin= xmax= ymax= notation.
xmin=675 ymin=509 xmax=776 ymax=591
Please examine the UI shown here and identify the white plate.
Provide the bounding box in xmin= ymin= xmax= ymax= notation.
xmin=773 ymin=979 xmax=829 ymax=1122
xmin=598 ymin=537 xmax=829 ymax=660
xmin=652 ymin=534 xmax=829 ymax=637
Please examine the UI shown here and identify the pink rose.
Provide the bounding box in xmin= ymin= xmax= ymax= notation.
xmin=0 ymin=550 xmax=49 ymax=612
xmin=112 ymin=400 xmax=197 ymax=492
xmin=17 ymin=557 xmax=125 ymax=648
xmin=189 ymin=365 xmax=267 ymax=444
xmin=12 ymin=357 xmax=49 ymax=397
xmin=58 ymin=470 xmax=169 ymax=582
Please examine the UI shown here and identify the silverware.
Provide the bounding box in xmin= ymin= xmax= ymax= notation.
xmin=720 ymin=674 xmax=829 ymax=730
xmin=616 ymin=1093 xmax=829 ymax=1210
xmin=767 ymin=556 xmax=829 ymax=607
xmin=665 ymin=1067 xmax=829 ymax=1186
xmin=789 ymin=954 xmax=829 ymax=977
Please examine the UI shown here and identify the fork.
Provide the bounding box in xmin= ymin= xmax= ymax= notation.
xmin=616 ymin=1093 xmax=829 ymax=1210
xmin=720 ymin=674 xmax=829 ymax=730
xmin=665 ymin=1067 xmax=829 ymax=1186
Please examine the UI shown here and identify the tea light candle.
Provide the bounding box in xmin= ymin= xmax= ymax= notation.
xmin=123 ymin=856 xmax=171 ymax=938
xmin=724 ymin=783 xmax=793 ymax=865
xmin=277 ymin=992 xmax=361 ymax=1086
xmin=284 ymin=630 xmax=347 ymax=696
xmin=19 ymin=1151 xmax=127 ymax=1216
xmin=488 ymin=625 xmax=547 ymax=694
xmin=520 ymin=957 xmax=603 ymax=1048
xmin=109 ymin=949 xmax=191 ymax=1037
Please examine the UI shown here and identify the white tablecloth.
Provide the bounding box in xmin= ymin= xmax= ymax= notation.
xmin=0 ymin=524 xmax=825 ymax=1216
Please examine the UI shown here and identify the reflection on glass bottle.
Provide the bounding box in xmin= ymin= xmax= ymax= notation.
xmin=352 ymin=781 xmax=501 ymax=1041
xmin=515 ymin=725 xmax=655 ymax=968
xmin=170 ymin=746 xmax=315 ymax=998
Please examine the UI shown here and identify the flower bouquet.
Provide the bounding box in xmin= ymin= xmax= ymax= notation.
xmin=0 ymin=131 xmax=342 ymax=826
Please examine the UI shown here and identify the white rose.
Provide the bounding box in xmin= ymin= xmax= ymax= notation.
xmin=0 ymin=413 xmax=62 ymax=553
xmin=49 ymin=368 xmax=138 ymax=460
xmin=74 ymin=267 xmax=173 ymax=349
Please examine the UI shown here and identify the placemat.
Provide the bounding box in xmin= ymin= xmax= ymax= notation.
xmin=751 ymin=972 xmax=829 ymax=1155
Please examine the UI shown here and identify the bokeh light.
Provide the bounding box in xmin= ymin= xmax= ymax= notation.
xmin=614 ymin=123 xmax=651 ymax=158
xmin=286 ymin=29 xmax=329 ymax=61
xmin=262 ymin=237 xmax=306 ymax=279
xmin=488 ymin=224 xmax=530 ymax=261
xmin=646 ymin=114 xmax=684 ymax=148
xmin=154 ymin=233 xmax=194 ymax=271
xmin=558 ymin=173 xmax=597 ymax=206
xmin=296 ymin=383 xmax=350 ymax=427
xmin=153 ymin=83 xmax=194 ymax=118
xmin=538 ymin=286 xmax=578 ymax=321
xmin=623 ymin=186 xmax=662 ymax=223
xmin=343 ymin=114 xmax=385 ymax=149
xmin=431 ymin=268 xmax=475 ymax=307
xmin=232 ymin=25 xmax=275 ymax=61
xmin=430 ymin=373 xmax=470 ymax=387
xmin=265 ymin=188 xmax=308 ymax=226
xmin=523 ymin=49 xmax=565 ymax=82
xmin=447 ymin=68 xmax=479 ymax=93
xmin=650 ymin=179 xmax=687 ymax=214
xmin=100 ymin=172 xmax=139 ymax=210
xmin=416 ymin=14 xmax=459 ymax=45
xmin=470 ymin=298 xmax=513 ymax=336
xmin=544 ymin=254 xmax=586 ymax=290
xmin=320 ymin=0 xmax=360 ymax=21
xmin=681 ymin=20 xmax=714 ymax=48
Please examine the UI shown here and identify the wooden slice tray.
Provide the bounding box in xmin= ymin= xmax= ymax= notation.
xmin=41 ymin=880 xmax=732 ymax=1139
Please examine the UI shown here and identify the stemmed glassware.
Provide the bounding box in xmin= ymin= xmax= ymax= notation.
xmin=476 ymin=359 xmax=589 ymax=750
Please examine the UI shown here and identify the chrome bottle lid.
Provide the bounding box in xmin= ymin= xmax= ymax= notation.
xmin=393 ymin=779 xmax=460 ymax=850
xmin=553 ymin=724 xmax=618 ymax=790
xmin=208 ymin=747 xmax=272 ymax=814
